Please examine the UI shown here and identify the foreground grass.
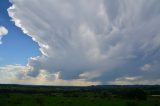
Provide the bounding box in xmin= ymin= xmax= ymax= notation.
xmin=0 ymin=94 xmax=159 ymax=106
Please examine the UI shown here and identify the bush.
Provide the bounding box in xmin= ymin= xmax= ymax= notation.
xmin=35 ymin=96 xmax=44 ymax=106
xmin=126 ymin=101 xmax=138 ymax=106
xmin=125 ymin=89 xmax=147 ymax=100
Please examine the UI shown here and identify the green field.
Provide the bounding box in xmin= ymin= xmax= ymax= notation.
xmin=0 ymin=93 xmax=159 ymax=106
xmin=0 ymin=85 xmax=160 ymax=106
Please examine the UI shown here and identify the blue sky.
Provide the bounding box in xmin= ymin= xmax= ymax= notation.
xmin=0 ymin=0 xmax=40 ymax=66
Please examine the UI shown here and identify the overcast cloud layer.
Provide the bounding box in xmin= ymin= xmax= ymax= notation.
xmin=7 ymin=0 xmax=160 ymax=85
xmin=0 ymin=26 xmax=8 ymax=44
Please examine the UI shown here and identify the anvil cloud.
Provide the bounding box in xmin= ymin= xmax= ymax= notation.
xmin=7 ymin=0 xmax=160 ymax=85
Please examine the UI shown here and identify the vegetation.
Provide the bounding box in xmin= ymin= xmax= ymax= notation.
xmin=0 ymin=84 xmax=160 ymax=106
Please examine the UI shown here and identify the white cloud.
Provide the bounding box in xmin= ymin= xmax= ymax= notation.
xmin=141 ymin=64 xmax=152 ymax=71
xmin=109 ymin=76 xmax=160 ymax=85
xmin=0 ymin=65 xmax=100 ymax=86
xmin=0 ymin=65 xmax=26 ymax=84
xmin=0 ymin=26 xmax=8 ymax=44
xmin=79 ymin=71 xmax=102 ymax=80
xmin=7 ymin=0 xmax=160 ymax=85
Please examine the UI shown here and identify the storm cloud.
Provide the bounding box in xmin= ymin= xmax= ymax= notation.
xmin=8 ymin=0 xmax=160 ymax=85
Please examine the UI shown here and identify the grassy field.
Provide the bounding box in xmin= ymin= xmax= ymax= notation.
xmin=0 ymin=85 xmax=160 ymax=106
xmin=0 ymin=93 xmax=160 ymax=106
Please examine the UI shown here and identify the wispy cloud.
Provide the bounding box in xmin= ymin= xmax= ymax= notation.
xmin=0 ymin=26 xmax=8 ymax=44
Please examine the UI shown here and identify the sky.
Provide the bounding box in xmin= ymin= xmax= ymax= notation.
xmin=0 ymin=0 xmax=160 ymax=86
xmin=0 ymin=0 xmax=40 ymax=66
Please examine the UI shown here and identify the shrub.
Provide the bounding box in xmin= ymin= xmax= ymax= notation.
xmin=126 ymin=101 xmax=138 ymax=106
xmin=125 ymin=89 xmax=147 ymax=100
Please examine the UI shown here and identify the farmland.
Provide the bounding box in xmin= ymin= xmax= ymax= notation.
xmin=0 ymin=84 xmax=160 ymax=106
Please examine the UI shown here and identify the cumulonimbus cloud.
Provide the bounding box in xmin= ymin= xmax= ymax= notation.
xmin=7 ymin=0 xmax=160 ymax=85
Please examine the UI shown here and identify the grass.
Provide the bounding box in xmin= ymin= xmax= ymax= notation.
xmin=0 ymin=93 xmax=159 ymax=106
